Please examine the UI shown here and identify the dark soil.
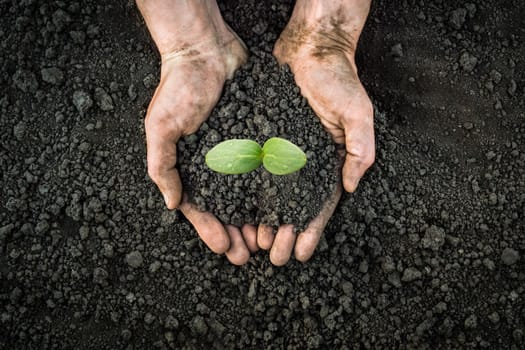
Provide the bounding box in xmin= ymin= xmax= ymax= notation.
xmin=1 ymin=0 xmax=524 ymax=349
xmin=178 ymin=57 xmax=340 ymax=229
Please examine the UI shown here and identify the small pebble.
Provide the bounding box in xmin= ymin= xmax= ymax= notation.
xmin=501 ymin=248 xmax=520 ymax=265
xmin=126 ymin=251 xmax=144 ymax=268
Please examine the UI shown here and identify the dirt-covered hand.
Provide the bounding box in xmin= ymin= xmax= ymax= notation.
xmin=137 ymin=0 xmax=250 ymax=264
xmin=258 ymin=0 xmax=373 ymax=265
xmin=145 ymin=42 xmax=246 ymax=209
xmin=273 ymin=0 xmax=374 ymax=193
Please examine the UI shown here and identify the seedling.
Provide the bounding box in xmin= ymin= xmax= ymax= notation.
xmin=205 ymin=137 xmax=306 ymax=175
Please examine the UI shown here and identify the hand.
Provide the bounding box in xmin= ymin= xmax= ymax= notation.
xmin=261 ymin=0 xmax=374 ymax=265
xmin=137 ymin=0 xmax=253 ymax=264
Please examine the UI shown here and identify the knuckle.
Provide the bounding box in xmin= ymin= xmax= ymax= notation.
xmin=364 ymin=99 xmax=374 ymax=115
xmin=347 ymin=143 xmax=367 ymax=159
xmin=145 ymin=108 xmax=171 ymax=134
xmin=347 ymin=139 xmax=375 ymax=169
xmin=147 ymin=168 xmax=160 ymax=183
xmin=146 ymin=159 xmax=163 ymax=182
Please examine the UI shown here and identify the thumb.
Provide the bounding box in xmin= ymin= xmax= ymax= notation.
xmin=145 ymin=118 xmax=183 ymax=209
xmin=342 ymin=115 xmax=375 ymax=192
xmin=294 ymin=184 xmax=342 ymax=262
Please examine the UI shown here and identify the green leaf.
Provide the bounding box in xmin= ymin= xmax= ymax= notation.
xmin=205 ymin=139 xmax=263 ymax=174
xmin=262 ymin=137 xmax=307 ymax=175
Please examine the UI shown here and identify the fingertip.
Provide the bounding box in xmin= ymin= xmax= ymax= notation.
xmin=163 ymin=190 xmax=182 ymax=210
xmin=270 ymin=250 xmax=291 ymax=267
xmin=342 ymin=156 xmax=364 ymax=193
xmin=294 ymin=225 xmax=323 ymax=263
xmin=295 ymin=249 xmax=313 ymax=263
xmin=295 ymin=186 xmax=341 ymax=262
xmin=203 ymin=226 xmax=231 ymax=255
xmin=225 ymin=225 xmax=250 ymax=266
xmin=211 ymin=234 xmax=231 ymax=255
xmin=242 ymin=224 xmax=259 ymax=253
xmin=269 ymin=224 xmax=295 ymax=266
xmin=257 ymin=224 xmax=275 ymax=250
xmin=343 ymin=176 xmax=360 ymax=193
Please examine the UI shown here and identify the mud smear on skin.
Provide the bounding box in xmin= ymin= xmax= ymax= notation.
xmin=276 ymin=8 xmax=357 ymax=61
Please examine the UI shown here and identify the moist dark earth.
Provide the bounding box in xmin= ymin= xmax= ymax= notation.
xmin=178 ymin=58 xmax=340 ymax=230
xmin=0 ymin=0 xmax=524 ymax=349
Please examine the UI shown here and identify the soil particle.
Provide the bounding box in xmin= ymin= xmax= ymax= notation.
xmin=459 ymin=51 xmax=478 ymax=72
xmin=69 ymin=30 xmax=86 ymax=45
xmin=402 ymin=267 xmax=422 ymax=282
xmin=421 ymin=225 xmax=446 ymax=251
xmin=464 ymin=314 xmax=478 ymax=329
xmin=390 ymin=43 xmax=403 ymax=58
xmin=72 ymin=90 xmax=93 ymax=116
xmin=52 ymin=9 xmax=71 ymax=32
xmin=94 ymin=87 xmax=114 ymax=111
xmin=164 ymin=315 xmax=180 ymax=330
xmin=12 ymin=69 xmax=38 ymax=92
xmin=449 ymin=8 xmax=468 ymax=30
xmin=41 ymin=67 xmax=64 ymax=85
xmin=93 ymin=267 xmax=109 ymax=285
xmin=143 ymin=73 xmax=157 ymax=89
xmin=501 ymin=247 xmax=520 ymax=266
xmin=126 ymin=251 xmax=144 ymax=268
xmin=13 ymin=121 xmax=26 ymax=141
xmin=191 ymin=316 xmax=208 ymax=336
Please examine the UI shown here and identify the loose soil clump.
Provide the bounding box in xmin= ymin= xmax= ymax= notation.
xmin=178 ymin=52 xmax=340 ymax=230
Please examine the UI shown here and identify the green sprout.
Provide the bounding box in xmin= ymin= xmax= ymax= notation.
xmin=205 ymin=137 xmax=307 ymax=175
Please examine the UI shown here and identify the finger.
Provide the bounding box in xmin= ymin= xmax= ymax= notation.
xmin=225 ymin=225 xmax=250 ymax=265
xmin=179 ymin=200 xmax=230 ymax=254
xmin=270 ymin=224 xmax=296 ymax=266
xmin=342 ymin=114 xmax=375 ymax=192
xmin=257 ymin=224 xmax=275 ymax=250
xmin=241 ymin=224 xmax=259 ymax=253
xmin=295 ymin=185 xmax=342 ymax=262
xmin=145 ymin=113 xmax=183 ymax=209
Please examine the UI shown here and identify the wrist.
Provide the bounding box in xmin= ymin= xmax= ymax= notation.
xmin=289 ymin=0 xmax=371 ymax=56
xmin=136 ymin=0 xmax=230 ymax=56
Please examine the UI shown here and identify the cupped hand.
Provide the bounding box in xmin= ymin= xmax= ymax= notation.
xmin=273 ymin=32 xmax=375 ymax=193
xmin=144 ymin=27 xmax=253 ymax=265
xmin=261 ymin=1 xmax=375 ymax=265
